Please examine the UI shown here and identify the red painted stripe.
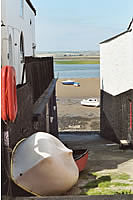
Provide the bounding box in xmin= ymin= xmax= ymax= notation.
xmin=130 ymin=102 xmax=132 ymax=130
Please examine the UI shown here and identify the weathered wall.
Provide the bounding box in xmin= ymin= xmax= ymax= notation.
xmin=6 ymin=0 xmax=35 ymax=55
xmin=1 ymin=0 xmax=36 ymax=84
xmin=100 ymin=89 xmax=133 ymax=143
xmin=100 ymin=22 xmax=133 ymax=143
xmin=2 ymin=83 xmax=34 ymax=196
xmin=100 ymin=29 xmax=133 ymax=96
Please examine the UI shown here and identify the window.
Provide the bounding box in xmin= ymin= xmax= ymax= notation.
xmin=20 ymin=0 xmax=24 ymax=17
xmin=20 ymin=32 xmax=24 ymax=63
xmin=9 ymin=35 xmax=13 ymax=65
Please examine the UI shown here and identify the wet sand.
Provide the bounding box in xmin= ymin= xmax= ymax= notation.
xmin=56 ymin=78 xmax=100 ymax=131
xmin=56 ymin=78 xmax=100 ymax=98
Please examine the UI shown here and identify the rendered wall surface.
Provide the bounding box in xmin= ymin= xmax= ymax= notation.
xmin=1 ymin=0 xmax=36 ymax=84
xmin=100 ymin=89 xmax=133 ymax=143
xmin=100 ymin=24 xmax=133 ymax=143
xmin=100 ymin=30 xmax=133 ymax=96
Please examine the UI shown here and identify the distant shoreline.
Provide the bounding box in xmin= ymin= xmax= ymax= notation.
xmin=54 ymin=55 xmax=100 ymax=60
xmin=55 ymin=59 xmax=100 ymax=65
xmin=36 ymin=51 xmax=100 ymax=62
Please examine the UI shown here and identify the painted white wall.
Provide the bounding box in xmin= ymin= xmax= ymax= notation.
xmin=1 ymin=0 xmax=36 ymax=84
xmin=100 ymin=28 xmax=133 ymax=96
xmin=1 ymin=0 xmax=8 ymax=66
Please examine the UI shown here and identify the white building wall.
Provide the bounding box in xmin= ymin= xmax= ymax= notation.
xmin=100 ymin=30 xmax=133 ymax=96
xmin=1 ymin=0 xmax=35 ymax=84
xmin=6 ymin=0 xmax=35 ymax=56
xmin=24 ymin=3 xmax=35 ymax=56
xmin=1 ymin=0 xmax=8 ymax=66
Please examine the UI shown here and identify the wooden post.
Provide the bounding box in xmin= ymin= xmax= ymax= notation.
xmin=32 ymin=79 xmax=58 ymax=137
xmin=129 ymin=102 xmax=132 ymax=131
xmin=49 ymin=95 xmax=54 ymax=135
xmin=46 ymin=103 xmax=49 ymax=133
xmin=128 ymin=99 xmax=133 ymax=142
xmin=3 ymin=125 xmax=12 ymax=197
xmin=53 ymin=89 xmax=58 ymax=137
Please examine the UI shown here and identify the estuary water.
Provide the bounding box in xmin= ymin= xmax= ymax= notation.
xmin=54 ymin=64 xmax=100 ymax=79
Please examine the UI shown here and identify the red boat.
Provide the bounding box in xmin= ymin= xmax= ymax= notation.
xmin=73 ymin=149 xmax=89 ymax=172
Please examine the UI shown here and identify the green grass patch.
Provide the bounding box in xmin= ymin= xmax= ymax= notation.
xmin=99 ymin=182 xmax=130 ymax=188
xmin=92 ymin=172 xmax=130 ymax=180
xmin=55 ymin=59 xmax=100 ymax=65
xmin=91 ymin=172 xmax=97 ymax=176
xmin=98 ymin=181 xmax=111 ymax=188
xmin=80 ymin=172 xmax=133 ymax=195
xmin=111 ymin=173 xmax=130 ymax=180
xmin=83 ymin=177 xmax=129 ymax=189
xmin=84 ymin=188 xmax=133 ymax=195
xmin=112 ymin=182 xmax=130 ymax=187
xmin=82 ymin=175 xmax=111 ymax=189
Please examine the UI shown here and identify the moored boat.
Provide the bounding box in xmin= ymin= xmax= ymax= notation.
xmin=81 ymin=98 xmax=100 ymax=107
xmin=61 ymin=80 xmax=75 ymax=85
xmin=74 ymin=82 xmax=80 ymax=87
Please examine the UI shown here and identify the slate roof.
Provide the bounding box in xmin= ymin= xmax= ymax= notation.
xmin=26 ymin=0 xmax=36 ymax=15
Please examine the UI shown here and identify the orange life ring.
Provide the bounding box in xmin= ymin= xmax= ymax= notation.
xmin=1 ymin=66 xmax=17 ymax=122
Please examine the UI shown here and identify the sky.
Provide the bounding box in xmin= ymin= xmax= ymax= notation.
xmin=31 ymin=0 xmax=133 ymax=52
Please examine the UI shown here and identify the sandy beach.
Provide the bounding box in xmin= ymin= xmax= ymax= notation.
xmin=56 ymin=78 xmax=100 ymax=98
xmin=56 ymin=78 xmax=100 ymax=131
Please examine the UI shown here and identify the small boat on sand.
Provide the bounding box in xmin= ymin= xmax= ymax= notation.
xmin=74 ymin=82 xmax=80 ymax=87
xmin=81 ymin=98 xmax=100 ymax=107
xmin=61 ymin=80 xmax=75 ymax=85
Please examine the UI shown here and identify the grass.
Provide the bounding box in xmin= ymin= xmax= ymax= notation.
xmin=99 ymin=181 xmax=130 ymax=187
xmin=84 ymin=188 xmax=133 ymax=195
xmin=80 ymin=172 xmax=133 ymax=195
xmin=92 ymin=172 xmax=130 ymax=180
xmin=111 ymin=173 xmax=130 ymax=180
xmin=55 ymin=59 xmax=100 ymax=65
xmin=84 ymin=176 xmax=111 ymax=188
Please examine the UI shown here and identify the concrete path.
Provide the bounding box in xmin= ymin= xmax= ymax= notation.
xmin=59 ymin=132 xmax=133 ymax=195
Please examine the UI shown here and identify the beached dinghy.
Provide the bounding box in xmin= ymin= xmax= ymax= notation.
xmin=74 ymin=82 xmax=80 ymax=87
xmin=81 ymin=98 xmax=100 ymax=107
xmin=61 ymin=80 xmax=75 ymax=85
xmin=11 ymin=132 xmax=79 ymax=196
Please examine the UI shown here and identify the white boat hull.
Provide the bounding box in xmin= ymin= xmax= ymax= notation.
xmin=81 ymin=98 xmax=100 ymax=107
xmin=11 ymin=132 xmax=79 ymax=196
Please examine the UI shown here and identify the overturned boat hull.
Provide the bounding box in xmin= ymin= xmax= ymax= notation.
xmin=11 ymin=132 xmax=79 ymax=196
